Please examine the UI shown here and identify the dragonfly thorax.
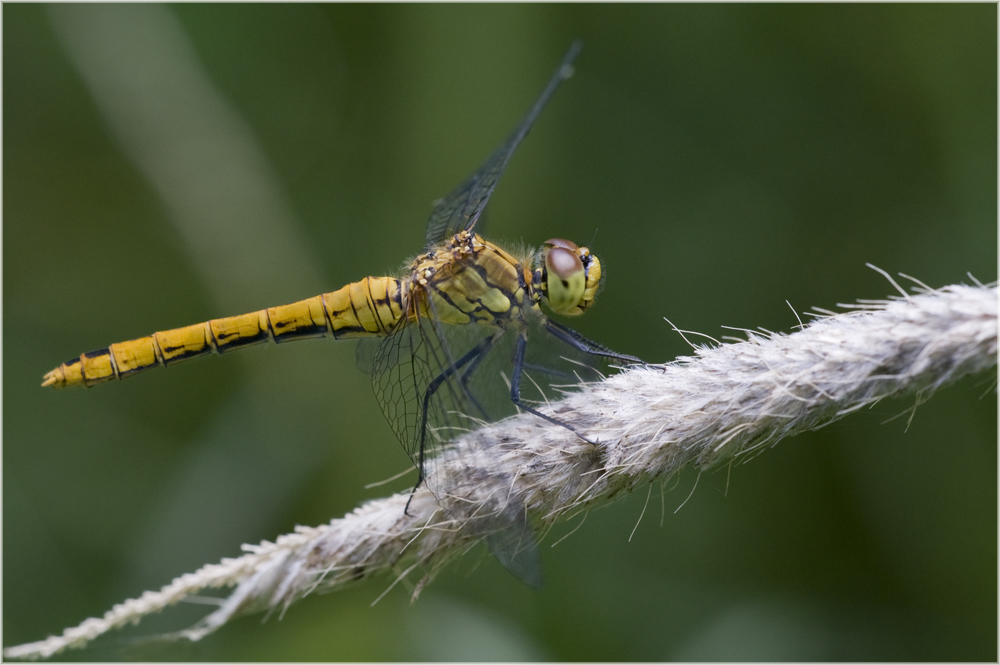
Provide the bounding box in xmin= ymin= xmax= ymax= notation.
xmin=403 ymin=231 xmax=532 ymax=327
xmin=535 ymin=238 xmax=602 ymax=317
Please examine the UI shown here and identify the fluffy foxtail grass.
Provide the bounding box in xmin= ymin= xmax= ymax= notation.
xmin=6 ymin=279 xmax=996 ymax=660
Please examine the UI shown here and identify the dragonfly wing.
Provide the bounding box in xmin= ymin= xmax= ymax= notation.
xmin=483 ymin=509 xmax=543 ymax=589
xmin=367 ymin=312 xmax=549 ymax=586
xmin=369 ymin=315 xmax=491 ymax=472
xmin=355 ymin=336 xmax=379 ymax=374
xmin=364 ymin=302 xmax=632 ymax=586
xmin=423 ymin=41 xmax=583 ymax=249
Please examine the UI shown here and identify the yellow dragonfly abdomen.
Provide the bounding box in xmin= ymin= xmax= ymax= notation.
xmin=42 ymin=276 xmax=405 ymax=389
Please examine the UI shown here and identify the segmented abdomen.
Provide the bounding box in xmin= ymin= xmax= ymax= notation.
xmin=42 ymin=277 xmax=405 ymax=388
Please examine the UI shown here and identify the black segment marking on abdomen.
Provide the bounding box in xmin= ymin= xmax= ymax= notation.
xmin=160 ymin=343 xmax=212 ymax=366
xmin=332 ymin=324 xmax=370 ymax=338
xmin=272 ymin=321 xmax=327 ymax=343
xmin=215 ymin=329 xmax=269 ymax=353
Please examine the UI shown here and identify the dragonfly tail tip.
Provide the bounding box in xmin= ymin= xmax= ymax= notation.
xmin=41 ymin=369 xmax=61 ymax=388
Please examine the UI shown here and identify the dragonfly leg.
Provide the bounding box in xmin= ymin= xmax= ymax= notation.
xmin=404 ymin=333 xmax=498 ymax=515
xmin=425 ymin=311 xmax=497 ymax=422
xmin=543 ymin=319 xmax=645 ymax=365
xmin=458 ymin=334 xmax=504 ymax=419
xmin=510 ymin=334 xmax=597 ymax=445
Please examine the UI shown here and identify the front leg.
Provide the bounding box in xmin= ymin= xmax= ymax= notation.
xmin=543 ymin=319 xmax=645 ymax=365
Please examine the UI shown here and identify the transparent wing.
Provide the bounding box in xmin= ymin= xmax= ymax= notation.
xmin=364 ymin=306 xmax=619 ymax=477
xmin=364 ymin=310 xmax=545 ymax=586
xmin=366 ymin=313 xmax=496 ymax=473
xmin=359 ymin=292 xmax=634 ymax=587
xmin=423 ymin=41 xmax=583 ymax=250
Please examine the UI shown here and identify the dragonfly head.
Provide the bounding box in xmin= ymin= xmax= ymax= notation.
xmin=538 ymin=238 xmax=601 ymax=316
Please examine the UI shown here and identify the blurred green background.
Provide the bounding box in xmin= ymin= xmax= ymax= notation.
xmin=4 ymin=4 xmax=996 ymax=661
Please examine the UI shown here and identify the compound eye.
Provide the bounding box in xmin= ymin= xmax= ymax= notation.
xmin=545 ymin=246 xmax=586 ymax=314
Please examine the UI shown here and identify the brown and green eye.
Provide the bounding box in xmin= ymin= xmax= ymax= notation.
xmin=545 ymin=245 xmax=586 ymax=314
xmin=540 ymin=238 xmax=602 ymax=316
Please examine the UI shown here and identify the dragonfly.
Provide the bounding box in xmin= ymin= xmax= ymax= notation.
xmin=41 ymin=41 xmax=642 ymax=587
